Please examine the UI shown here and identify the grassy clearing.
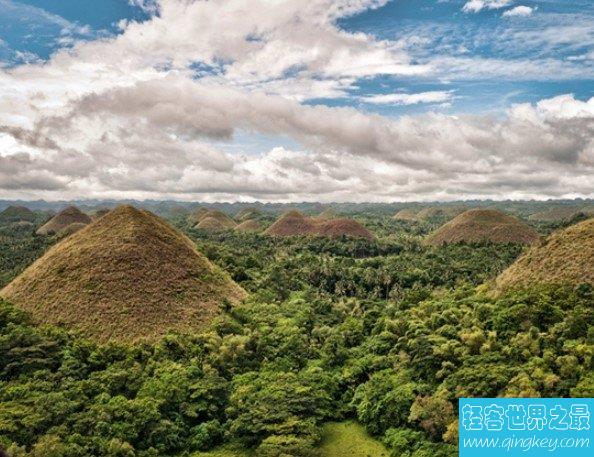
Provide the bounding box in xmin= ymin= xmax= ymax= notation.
xmin=191 ymin=422 xmax=389 ymax=457
xmin=318 ymin=421 xmax=390 ymax=457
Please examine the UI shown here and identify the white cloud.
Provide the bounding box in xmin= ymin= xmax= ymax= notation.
xmin=0 ymin=0 xmax=592 ymax=202
xmin=502 ymin=6 xmax=535 ymax=17
xmin=360 ymin=91 xmax=454 ymax=105
xmin=462 ymin=0 xmax=512 ymax=13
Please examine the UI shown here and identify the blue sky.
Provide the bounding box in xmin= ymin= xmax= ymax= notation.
xmin=2 ymin=0 xmax=592 ymax=115
xmin=0 ymin=0 xmax=592 ymax=201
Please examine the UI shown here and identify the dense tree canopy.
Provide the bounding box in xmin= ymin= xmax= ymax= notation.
xmin=0 ymin=211 xmax=592 ymax=456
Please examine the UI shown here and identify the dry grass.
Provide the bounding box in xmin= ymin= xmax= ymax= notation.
xmin=56 ymin=222 xmax=87 ymax=238
xmin=426 ymin=209 xmax=539 ymax=246
xmin=265 ymin=211 xmax=374 ymax=240
xmin=194 ymin=210 xmax=236 ymax=230
xmin=416 ymin=206 xmax=467 ymax=221
xmin=36 ymin=206 xmax=91 ymax=236
xmin=494 ymin=217 xmax=594 ymax=292
xmin=234 ymin=219 xmax=262 ymax=233
xmin=393 ymin=208 xmax=419 ymax=221
xmin=235 ymin=207 xmax=261 ymax=222
xmin=316 ymin=208 xmax=337 ymax=220
xmin=1 ymin=205 xmax=245 ymax=343
xmin=528 ymin=206 xmax=594 ymax=222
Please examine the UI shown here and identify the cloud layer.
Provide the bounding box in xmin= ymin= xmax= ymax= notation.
xmin=0 ymin=0 xmax=592 ymax=202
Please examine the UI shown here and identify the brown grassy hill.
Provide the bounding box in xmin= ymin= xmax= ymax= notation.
xmin=265 ymin=211 xmax=315 ymax=237
xmin=92 ymin=208 xmax=111 ymax=220
xmin=315 ymin=219 xmax=374 ymax=240
xmin=494 ymin=218 xmax=594 ymax=292
xmin=0 ymin=206 xmax=36 ymax=224
xmin=235 ymin=207 xmax=261 ymax=222
xmin=197 ymin=216 xmax=229 ymax=232
xmin=393 ymin=208 xmax=419 ymax=221
xmin=265 ymin=211 xmax=373 ymax=240
xmin=36 ymin=206 xmax=91 ymax=235
xmin=416 ymin=206 xmax=467 ymax=221
xmin=189 ymin=207 xmax=210 ymax=224
xmin=57 ymin=222 xmax=88 ymax=238
xmin=316 ymin=208 xmax=337 ymax=220
xmin=1 ymin=205 xmax=245 ymax=343
xmin=426 ymin=209 xmax=539 ymax=246
xmin=529 ymin=206 xmax=594 ymax=222
xmin=193 ymin=210 xmax=236 ymax=230
xmin=234 ymin=219 xmax=262 ymax=233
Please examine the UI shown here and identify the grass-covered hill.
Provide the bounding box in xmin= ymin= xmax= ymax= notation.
xmin=195 ymin=210 xmax=237 ymax=231
xmin=415 ymin=206 xmax=467 ymax=222
xmin=35 ymin=206 xmax=91 ymax=236
xmin=495 ymin=217 xmax=594 ymax=292
xmin=0 ymin=206 xmax=36 ymax=224
xmin=234 ymin=220 xmax=261 ymax=233
xmin=265 ymin=211 xmax=374 ymax=240
xmin=235 ymin=207 xmax=261 ymax=222
xmin=1 ymin=205 xmax=245 ymax=342
xmin=393 ymin=208 xmax=419 ymax=221
xmin=426 ymin=209 xmax=539 ymax=246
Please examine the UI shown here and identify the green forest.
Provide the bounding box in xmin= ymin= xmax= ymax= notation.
xmin=0 ymin=205 xmax=592 ymax=457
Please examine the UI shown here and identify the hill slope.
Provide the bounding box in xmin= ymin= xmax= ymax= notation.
xmin=0 ymin=206 xmax=36 ymax=224
xmin=426 ymin=209 xmax=539 ymax=246
xmin=1 ymin=205 xmax=245 ymax=342
xmin=495 ymin=218 xmax=594 ymax=291
xmin=234 ymin=219 xmax=262 ymax=233
xmin=529 ymin=206 xmax=594 ymax=222
xmin=36 ymin=206 xmax=91 ymax=235
xmin=393 ymin=208 xmax=418 ymax=221
xmin=265 ymin=211 xmax=373 ymax=240
xmin=194 ymin=210 xmax=236 ymax=230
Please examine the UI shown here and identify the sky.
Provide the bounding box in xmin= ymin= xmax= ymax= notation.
xmin=0 ymin=0 xmax=592 ymax=202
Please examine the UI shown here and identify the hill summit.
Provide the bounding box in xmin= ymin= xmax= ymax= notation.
xmin=265 ymin=211 xmax=373 ymax=240
xmin=426 ymin=209 xmax=539 ymax=246
xmin=494 ymin=217 xmax=594 ymax=292
xmin=36 ymin=206 xmax=91 ymax=235
xmin=1 ymin=205 xmax=245 ymax=342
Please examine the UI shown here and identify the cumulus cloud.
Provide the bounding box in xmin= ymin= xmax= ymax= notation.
xmin=0 ymin=0 xmax=592 ymax=202
xmin=502 ymin=6 xmax=535 ymax=17
xmin=462 ymin=0 xmax=513 ymax=13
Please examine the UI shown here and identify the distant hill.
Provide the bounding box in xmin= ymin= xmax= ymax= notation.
xmin=416 ymin=206 xmax=467 ymax=222
xmin=1 ymin=205 xmax=245 ymax=343
xmin=235 ymin=207 xmax=261 ymax=222
xmin=234 ymin=219 xmax=262 ymax=233
xmin=189 ymin=207 xmax=211 ymax=224
xmin=529 ymin=206 xmax=594 ymax=222
xmin=426 ymin=209 xmax=539 ymax=246
xmin=393 ymin=208 xmax=418 ymax=221
xmin=494 ymin=217 xmax=594 ymax=292
xmin=316 ymin=208 xmax=337 ymax=220
xmin=36 ymin=206 xmax=91 ymax=236
xmin=56 ymin=222 xmax=88 ymax=238
xmin=91 ymin=208 xmax=111 ymax=219
xmin=194 ymin=210 xmax=236 ymax=231
xmin=0 ymin=206 xmax=35 ymax=224
xmin=265 ymin=211 xmax=373 ymax=240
